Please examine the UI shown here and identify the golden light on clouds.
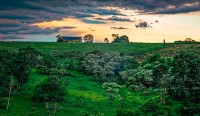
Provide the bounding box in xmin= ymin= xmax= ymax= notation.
xmin=32 ymin=10 xmax=200 ymax=42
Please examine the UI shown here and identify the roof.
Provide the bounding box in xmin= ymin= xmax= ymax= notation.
xmin=62 ymin=36 xmax=81 ymax=41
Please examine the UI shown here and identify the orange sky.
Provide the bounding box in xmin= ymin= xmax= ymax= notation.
xmin=32 ymin=8 xmax=200 ymax=43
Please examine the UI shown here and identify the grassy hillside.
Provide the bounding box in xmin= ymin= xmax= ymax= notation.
xmin=0 ymin=69 xmax=160 ymax=116
xmin=138 ymin=44 xmax=200 ymax=61
xmin=0 ymin=42 xmax=199 ymax=116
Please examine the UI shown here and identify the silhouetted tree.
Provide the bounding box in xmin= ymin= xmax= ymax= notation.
xmin=112 ymin=35 xmax=129 ymax=43
xmin=83 ymin=34 xmax=93 ymax=43
xmin=56 ymin=35 xmax=63 ymax=42
xmin=104 ymin=38 xmax=109 ymax=43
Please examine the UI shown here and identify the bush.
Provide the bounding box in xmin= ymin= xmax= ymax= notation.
xmin=36 ymin=65 xmax=71 ymax=76
xmin=178 ymin=103 xmax=200 ymax=116
xmin=0 ymin=97 xmax=6 ymax=108
xmin=140 ymin=99 xmax=177 ymax=116
xmin=33 ymin=76 xmax=67 ymax=102
xmin=116 ymin=109 xmax=134 ymax=116
xmin=170 ymin=52 xmax=200 ymax=103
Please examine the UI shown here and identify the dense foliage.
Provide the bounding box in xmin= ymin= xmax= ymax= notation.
xmin=33 ymin=76 xmax=67 ymax=102
xmin=81 ymin=51 xmax=123 ymax=82
xmin=170 ymin=52 xmax=200 ymax=102
xmin=0 ymin=43 xmax=199 ymax=115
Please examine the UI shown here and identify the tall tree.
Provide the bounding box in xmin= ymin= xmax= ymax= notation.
xmin=10 ymin=47 xmax=41 ymax=91
xmin=152 ymin=58 xmax=172 ymax=104
xmin=11 ymin=57 xmax=31 ymax=91
xmin=0 ymin=52 xmax=17 ymax=109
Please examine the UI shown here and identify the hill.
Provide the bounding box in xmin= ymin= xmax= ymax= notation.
xmin=0 ymin=69 xmax=159 ymax=116
xmin=0 ymin=42 xmax=199 ymax=116
xmin=137 ymin=44 xmax=200 ymax=61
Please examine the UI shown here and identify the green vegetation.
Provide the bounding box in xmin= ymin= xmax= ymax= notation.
xmin=0 ymin=42 xmax=166 ymax=55
xmin=0 ymin=42 xmax=199 ymax=116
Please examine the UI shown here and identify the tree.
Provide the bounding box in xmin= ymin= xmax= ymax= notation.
xmin=0 ymin=52 xmax=17 ymax=109
xmin=120 ymin=67 xmax=153 ymax=91
xmin=170 ymin=52 xmax=200 ymax=103
xmin=112 ymin=34 xmax=119 ymax=39
xmin=11 ymin=57 xmax=31 ymax=91
xmin=102 ymin=82 xmax=121 ymax=106
xmin=17 ymin=46 xmax=41 ymax=68
xmin=56 ymin=35 xmax=63 ymax=42
xmin=104 ymin=38 xmax=109 ymax=43
xmin=152 ymin=58 xmax=172 ymax=104
xmin=11 ymin=47 xmax=40 ymax=91
xmin=33 ymin=75 xmax=68 ymax=115
xmin=142 ymin=54 xmax=161 ymax=66
xmin=0 ymin=58 xmax=15 ymax=109
xmin=33 ymin=76 xmax=67 ymax=102
xmin=112 ymin=35 xmax=129 ymax=43
xmin=123 ymin=56 xmax=139 ymax=70
xmin=83 ymin=34 xmax=94 ymax=43
xmin=81 ymin=52 xmax=122 ymax=82
xmin=119 ymin=35 xmax=129 ymax=43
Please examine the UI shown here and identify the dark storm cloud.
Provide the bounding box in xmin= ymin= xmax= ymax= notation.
xmin=157 ymin=3 xmax=200 ymax=14
xmin=0 ymin=34 xmax=25 ymax=40
xmin=0 ymin=19 xmax=21 ymax=27
xmin=84 ymin=8 xmax=125 ymax=16
xmin=16 ymin=27 xmax=60 ymax=35
xmin=111 ymin=0 xmax=200 ymax=14
xmin=75 ymin=13 xmax=94 ymax=18
xmin=0 ymin=19 xmax=60 ymax=38
xmin=0 ymin=0 xmax=200 ymax=40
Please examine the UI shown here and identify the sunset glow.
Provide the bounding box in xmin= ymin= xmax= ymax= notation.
xmin=1 ymin=1 xmax=200 ymax=42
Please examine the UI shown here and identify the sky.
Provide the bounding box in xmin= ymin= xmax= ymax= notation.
xmin=0 ymin=0 xmax=200 ymax=42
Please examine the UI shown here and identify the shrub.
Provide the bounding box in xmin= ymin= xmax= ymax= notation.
xmin=33 ymin=76 xmax=67 ymax=102
xmin=116 ymin=109 xmax=134 ymax=116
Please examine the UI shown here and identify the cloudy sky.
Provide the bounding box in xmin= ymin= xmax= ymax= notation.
xmin=0 ymin=0 xmax=200 ymax=42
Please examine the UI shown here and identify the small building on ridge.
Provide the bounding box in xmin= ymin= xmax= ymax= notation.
xmin=62 ymin=36 xmax=82 ymax=43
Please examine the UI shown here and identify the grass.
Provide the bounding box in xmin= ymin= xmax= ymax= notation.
xmin=0 ymin=42 xmax=167 ymax=55
xmin=0 ymin=70 xmax=158 ymax=116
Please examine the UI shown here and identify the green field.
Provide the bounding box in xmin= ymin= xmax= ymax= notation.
xmin=0 ymin=42 xmax=199 ymax=116
xmin=0 ymin=42 xmax=166 ymax=55
xmin=0 ymin=70 xmax=158 ymax=116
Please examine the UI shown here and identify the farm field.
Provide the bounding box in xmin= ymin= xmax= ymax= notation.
xmin=0 ymin=42 xmax=199 ymax=116
xmin=0 ymin=42 xmax=167 ymax=55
